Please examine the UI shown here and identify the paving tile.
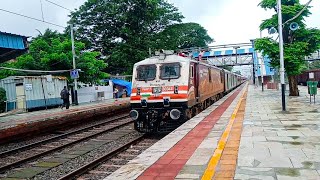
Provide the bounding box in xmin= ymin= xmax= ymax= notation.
xmin=175 ymin=173 xmax=200 ymax=179
xmin=277 ymin=131 xmax=304 ymax=137
xmin=299 ymin=169 xmax=320 ymax=178
xmin=236 ymin=85 xmax=320 ymax=180
xmin=178 ymin=165 xmax=207 ymax=175
xmin=237 ymin=155 xmax=255 ymax=167
xmin=214 ymin=170 xmax=235 ymax=178
xmin=137 ymin=175 xmax=156 ymax=180
xmin=234 ymin=174 xmax=276 ymax=180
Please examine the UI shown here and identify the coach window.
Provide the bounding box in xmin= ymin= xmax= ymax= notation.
xmin=160 ymin=63 xmax=180 ymax=80
xmin=136 ymin=65 xmax=157 ymax=81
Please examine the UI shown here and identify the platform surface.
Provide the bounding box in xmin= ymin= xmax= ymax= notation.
xmin=0 ymin=98 xmax=129 ymax=141
xmin=0 ymin=98 xmax=129 ymax=128
xmin=105 ymin=84 xmax=320 ymax=180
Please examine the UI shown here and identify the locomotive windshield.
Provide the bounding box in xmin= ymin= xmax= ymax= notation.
xmin=160 ymin=63 xmax=180 ymax=80
xmin=136 ymin=65 xmax=156 ymax=81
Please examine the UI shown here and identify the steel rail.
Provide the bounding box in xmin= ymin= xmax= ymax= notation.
xmin=58 ymin=135 xmax=145 ymax=180
xmin=0 ymin=113 xmax=129 ymax=157
xmin=0 ymin=119 xmax=133 ymax=173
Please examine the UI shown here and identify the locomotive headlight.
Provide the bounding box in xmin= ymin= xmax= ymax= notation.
xmin=153 ymin=87 xmax=162 ymax=94
xmin=137 ymin=87 xmax=141 ymax=95
xmin=174 ymin=85 xmax=178 ymax=94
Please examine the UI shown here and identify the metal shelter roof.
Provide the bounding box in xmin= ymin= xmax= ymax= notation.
xmin=0 ymin=31 xmax=29 ymax=63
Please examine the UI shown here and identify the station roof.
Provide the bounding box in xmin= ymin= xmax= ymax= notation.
xmin=0 ymin=31 xmax=29 ymax=63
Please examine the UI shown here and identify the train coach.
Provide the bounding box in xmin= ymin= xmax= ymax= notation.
xmin=129 ymin=51 xmax=243 ymax=133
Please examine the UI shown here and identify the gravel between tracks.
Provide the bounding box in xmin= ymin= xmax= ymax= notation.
xmin=31 ymin=129 xmax=143 ymax=180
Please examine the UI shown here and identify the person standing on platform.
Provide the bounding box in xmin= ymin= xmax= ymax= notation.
xmin=113 ymin=87 xmax=119 ymax=101
xmin=60 ymin=86 xmax=70 ymax=109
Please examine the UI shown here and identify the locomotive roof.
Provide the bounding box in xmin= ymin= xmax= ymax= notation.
xmin=134 ymin=54 xmax=243 ymax=78
xmin=134 ymin=54 xmax=221 ymax=70
xmin=133 ymin=54 xmax=191 ymax=66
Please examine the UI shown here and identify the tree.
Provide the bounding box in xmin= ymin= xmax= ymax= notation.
xmin=68 ymin=0 xmax=184 ymax=74
xmin=255 ymin=0 xmax=320 ymax=96
xmin=0 ymin=87 xmax=6 ymax=113
xmin=0 ymin=29 xmax=108 ymax=84
xmin=153 ymin=23 xmax=213 ymax=49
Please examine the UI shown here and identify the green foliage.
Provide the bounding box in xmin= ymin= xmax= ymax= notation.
xmin=0 ymin=29 xmax=107 ymax=84
xmin=255 ymin=0 xmax=320 ymax=77
xmin=221 ymin=65 xmax=233 ymax=72
xmin=69 ymin=0 xmax=213 ymax=74
xmin=308 ymin=60 xmax=320 ymax=70
xmin=0 ymin=87 xmax=6 ymax=113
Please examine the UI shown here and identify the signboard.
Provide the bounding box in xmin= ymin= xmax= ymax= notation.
xmin=309 ymin=72 xmax=314 ymax=79
xmin=25 ymin=84 xmax=32 ymax=91
xmin=70 ymin=69 xmax=79 ymax=79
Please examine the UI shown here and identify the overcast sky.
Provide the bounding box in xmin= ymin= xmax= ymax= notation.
xmin=0 ymin=0 xmax=319 ymax=45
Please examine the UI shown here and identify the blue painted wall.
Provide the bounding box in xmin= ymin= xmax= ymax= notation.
xmin=254 ymin=55 xmax=275 ymax=77
xmin=26 ymin=98 xmax=63 ymax=109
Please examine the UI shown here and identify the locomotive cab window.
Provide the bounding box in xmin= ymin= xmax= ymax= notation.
xmin=160 ymin=63 xmax=181 ymax=80
xmin=136 ymin=65 xmax=157 ymax=81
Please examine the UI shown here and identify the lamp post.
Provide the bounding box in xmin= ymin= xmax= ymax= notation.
xmin=250 ymin=40 xmax=256 ymax=85
xmin=70 ymin=24 xmax=78 ymax=105
xmin=260 ymin=56 xmax=265 ymax=92
xmin=278 ymin=0 xmax=286 ymax=111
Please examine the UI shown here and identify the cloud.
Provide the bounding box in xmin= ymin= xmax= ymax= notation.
xmin=169 ymin=0 xmax=320 ymax=44
xmin=0 ymin=0 xmax=85 ymax=36
xmin=0 ymin=0 xmax=319 ymax=43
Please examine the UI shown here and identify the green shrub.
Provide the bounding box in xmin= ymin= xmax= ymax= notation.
xmin=0 ymin=87 xmax=6 ymax=113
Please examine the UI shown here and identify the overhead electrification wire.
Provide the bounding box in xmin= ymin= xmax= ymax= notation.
xmin=0 ymin=8 xmax=64 ymax=28
xmin=283 ymin=0 xmax=313 ymax=25
xmin=44 ymin=0 xmax=72 ymax=11
xmin=0 ymin=67 xmax=71 ymax=73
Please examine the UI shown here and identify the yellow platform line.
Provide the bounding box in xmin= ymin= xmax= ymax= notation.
xmin=201 ymin=84 xmax=248 ymax=180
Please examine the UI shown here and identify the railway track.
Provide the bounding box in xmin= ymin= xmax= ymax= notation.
xmin=63 ymin=135 xmax=161 ymax=180
xmin=0 ymin=113 xmax=129 ymax=157
xmin=58 ymin=135 xmax=145 ymax=180
xmin=0 ymin=114 xmax=137 ymax=179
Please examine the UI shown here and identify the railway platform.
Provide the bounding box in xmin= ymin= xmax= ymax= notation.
xmin=105 ymin=84 xmax=320 ymax=180
xmin=0 ymin=98 xmax=130 ymax=142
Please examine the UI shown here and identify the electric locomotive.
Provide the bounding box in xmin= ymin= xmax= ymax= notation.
xmin=129 ymin=50 xmax=242 ymax=133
